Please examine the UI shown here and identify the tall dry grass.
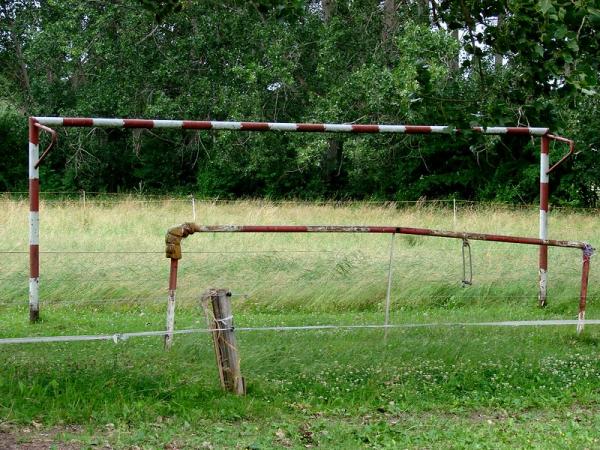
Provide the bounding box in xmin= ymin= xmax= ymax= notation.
xmin=0 ymin=197 xmax=597 ymax=320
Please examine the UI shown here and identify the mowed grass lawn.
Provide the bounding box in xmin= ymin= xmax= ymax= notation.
xmin=0 ymin=197 xmax=599 ymax=448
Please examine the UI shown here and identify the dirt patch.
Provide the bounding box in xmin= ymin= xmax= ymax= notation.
xmin=0 ymin=426 xmax=87 ymax=450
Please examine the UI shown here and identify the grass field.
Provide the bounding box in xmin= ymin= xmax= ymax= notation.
xmin=1 ymin=197 xmax=599 ymax=448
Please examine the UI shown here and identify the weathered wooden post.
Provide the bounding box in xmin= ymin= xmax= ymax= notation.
xmin=202 ymin=288 xmax=245 ymax=395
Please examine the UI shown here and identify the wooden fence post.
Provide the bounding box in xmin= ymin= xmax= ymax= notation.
xmin=202 ymin=289 xmax=245 ymax=395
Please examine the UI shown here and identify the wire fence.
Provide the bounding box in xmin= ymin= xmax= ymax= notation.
xmin=2 ymin=320 xmax=600 ymax=346
xmin=1 ymin=191 xmax=598 ymax=212
xmin=0 ymin=193 xmax=596 ymax=348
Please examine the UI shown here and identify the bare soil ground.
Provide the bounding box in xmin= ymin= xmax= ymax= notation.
xmin=0 ymin=426 xmax=87 ymax=450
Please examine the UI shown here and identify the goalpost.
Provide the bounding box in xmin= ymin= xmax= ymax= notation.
xmin=27 ymin=116 xmax=576 ymax=322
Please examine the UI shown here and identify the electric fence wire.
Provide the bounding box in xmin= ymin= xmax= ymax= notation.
xmin=1 ymin=193 xmax=599 ymax=211
xmin=1 ymin=320 xmax=600 ymax=346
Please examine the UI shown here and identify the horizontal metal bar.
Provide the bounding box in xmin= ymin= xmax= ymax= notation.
xmin=182 ymin=224 xmax=592 ymax=250
xmin=32 ymin=117 xmax=550 ymax=136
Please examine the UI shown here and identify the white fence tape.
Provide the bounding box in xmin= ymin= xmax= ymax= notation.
xmin=1 ymin=320 xmax=599 ymax=345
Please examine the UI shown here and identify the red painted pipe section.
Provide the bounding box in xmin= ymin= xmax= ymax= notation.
xmin=168 ymin=258 xmax=179 ymax=291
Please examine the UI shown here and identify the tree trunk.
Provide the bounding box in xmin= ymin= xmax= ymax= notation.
xmin=381 ymin=0 xmax=398 ymax=47
xmin=321 ymin=0 xmax=343 ymax=192
xmin=324 ymin=138 xmax=343 ymax=191
xmin=494 ymin=13 xmax=504 ymax=70
xmin=449 ymin=29 xmax=460 ymax=71
xmin=11 ymin=24 xmax=31 ymax=98
xmin=416 ymin=0 xmax=430 ymax=25
xmin=322 ymin=0 xmax=334 ymax=23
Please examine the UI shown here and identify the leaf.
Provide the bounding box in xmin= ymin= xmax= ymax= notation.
xmin=538 ymin=0 xmax=554 ymax=14
xmin=534 ymin=44 xmax=544 ymax=57
xmin=566 ymin=40 xmax=579 ymax=52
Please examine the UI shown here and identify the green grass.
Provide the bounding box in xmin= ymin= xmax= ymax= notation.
xmin=0 ymin=198 xmax=599 ymax=448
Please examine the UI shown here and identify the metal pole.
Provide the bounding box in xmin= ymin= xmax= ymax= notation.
xmin=29 ymin=118 xmax=40 ymax=322
xmin=539 ymin=136 xmax=550 ymax=306
xmin=164 ymin=258 xmax=179 ymax=349
xmin=191 ymin=194 xmax=196 ymax=221
xmin=453 ymin=198 xmax=457 ymax=229
xmin=384 ymin=233 xmax=395 ymax=343
xmin=81 ymin=189 xmax=86 ymax=226
xmin=577 ymin=246 xmax=593 ymax=334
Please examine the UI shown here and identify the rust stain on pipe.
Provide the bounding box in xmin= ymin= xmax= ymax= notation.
xmin=165 ymin=222 xmax=200 ymax=259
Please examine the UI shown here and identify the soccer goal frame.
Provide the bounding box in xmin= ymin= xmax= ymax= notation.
xmin=28 ymin=116 xmax=575 ymax=322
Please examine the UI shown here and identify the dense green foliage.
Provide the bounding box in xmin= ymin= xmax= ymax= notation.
xmin=1 ymin=0 xmax=599 ymax=203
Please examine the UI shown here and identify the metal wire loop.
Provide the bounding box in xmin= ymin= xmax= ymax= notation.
xmin=462 ymin=238 xmax=473 ymax=287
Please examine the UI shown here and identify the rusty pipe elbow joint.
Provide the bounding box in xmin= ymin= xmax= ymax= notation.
xmin=165 ymin=222 xmax=200 ymax=259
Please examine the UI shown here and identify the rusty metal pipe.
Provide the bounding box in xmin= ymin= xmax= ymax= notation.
xmin=577 ymin=245 xmax=593 ymax=334
xmin=165 ymin=223 xmax=591 ymax=258
xmin=546 ymin=134 xmax=575 ymax=174
xmin=33 ymin=123 xmax=58 ymax=169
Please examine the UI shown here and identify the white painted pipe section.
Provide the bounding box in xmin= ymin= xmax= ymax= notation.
xmin=540 ymin=153 xmax=549 ymax=183
xmin=212 ymin=121 xmax=242 ymax=130
xmin=378 ymin=125 xmax=407 ymax=133
xmin=33 ymin=117 xmax=63 ymax=125
xmin=164 ymin=289 xmax=176 ymax=350
xmin=92 ymin=118 xmax=125 ymax=127
xmin=29 ymin=211 xmax=39 ymax=245
xmin=28 ymin=143 xmax=39 ymax=177
xmin=324 ymin=124 xmax=354 ymax=132
xmin=269 ymin=123 xmax=299 ymax=131
xmin=429 ymin=126 xmax=452 ymax=133
xmin=524 ymin=127 xmax=549 ymax=136
xmin=538 ymin=210 xmax=548 ymax=241
xmin=153 ymin=120 xmax=185 ymax=128
xmin=384 ymin=234 xmax=395 ymax=343
xmin=28 ymin=278 xmax=39 ymax=314
xmin=577 ymin=311 xmax=585 ymax=334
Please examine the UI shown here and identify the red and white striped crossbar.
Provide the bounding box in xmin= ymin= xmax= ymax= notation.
xmin=32 ymin=117 xmax=549 ymax=135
